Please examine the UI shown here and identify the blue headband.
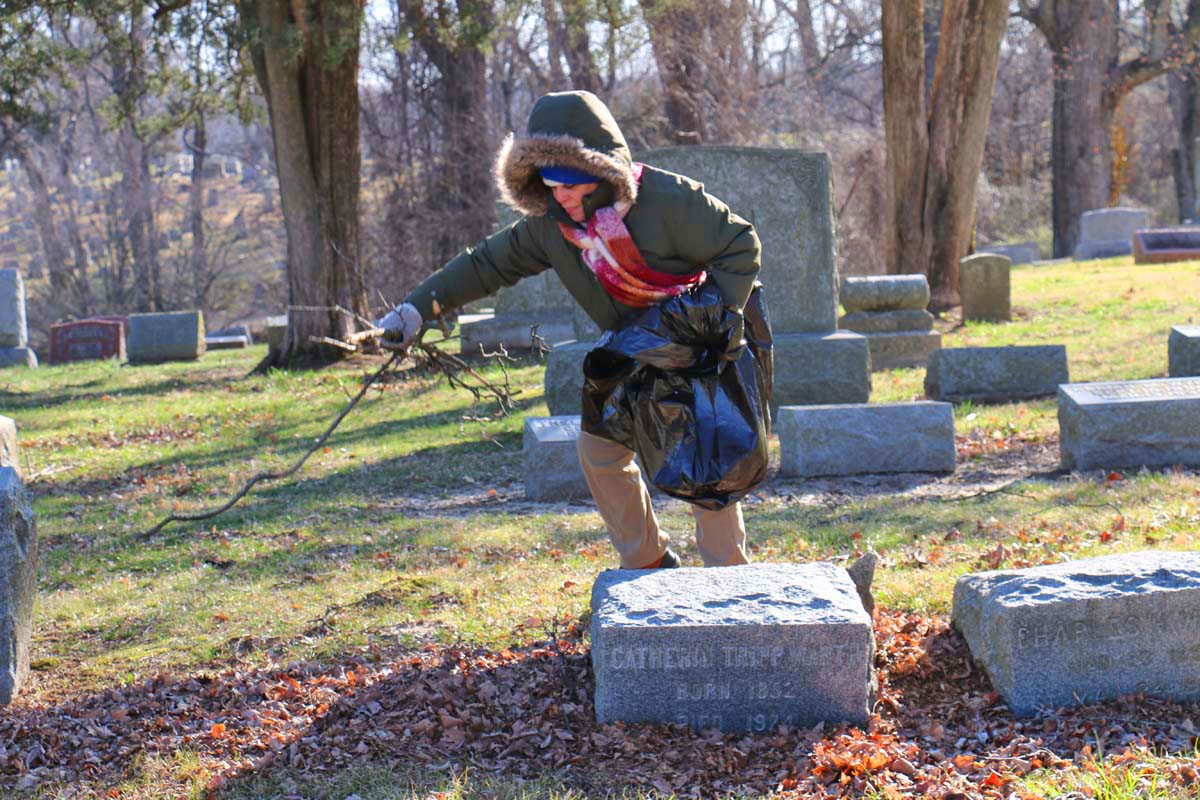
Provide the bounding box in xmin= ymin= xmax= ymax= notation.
xmin=539 ymin=165 xmax=598 ymax=185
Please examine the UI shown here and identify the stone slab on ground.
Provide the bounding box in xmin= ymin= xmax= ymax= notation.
xmin=0 ymin=467 xmax=36 ymax=704
xmin=0 ymin=416 xmax=16 ymax=475
xmin=840 ymin=275 xmax=930 ymax=313
xmin=960 ymin=253 xmax=1012 ymax=322
xmin=1169 ymin=326 xmax=1200 ymax=378
xmin=1058 ymin=377 xmax=1200 ymax=470
xmin=838 ymin=309 xmax=934 ymax=334
xmin=591 ymin=563 xmax=874 ymax=732
xmin=1133 ymin=228 xmax=1200 ymax=264
xmin=0 ymin=269 xmax=27 ymax=348
xmin=523 ymin=416 xmax=589 ymax=501
xmin=128 ymin=311 xmax=206 ymax=363
xmin=640 ymin=147 xmax=838 ymax=334
xmin=925 ymin=345 xmax=1068 ymax=403
xmin=266 ymin=314 xmax=287 ymax=356
xmin=1073 ymin=207 xmax=1149 ymax=260
xmin=777 ymin=401 xmax=955 ymax=477
xmin=863 ymin=330 xmax=941 ymax=371
xmin=0 ymin=348 xmax=37 ymax=368
xmin=204 ymin=335 xmax=249 ymax=350
xmin=952 ymin=551 xmax=1200 ymax=716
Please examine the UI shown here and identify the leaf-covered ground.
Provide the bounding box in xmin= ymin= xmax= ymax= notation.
xmin=6 ymin=256 xmax=1200 ymax=798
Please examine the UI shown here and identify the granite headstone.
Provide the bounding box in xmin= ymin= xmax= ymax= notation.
xmin=0 ymin=467 xmax=36 ymax=704
xmin=1058 ymin=377 xmax=1200 ymax=470
xmin=925 ymin=345 xmax=1068 ymax=403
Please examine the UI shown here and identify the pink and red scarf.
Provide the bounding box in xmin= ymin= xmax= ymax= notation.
xmin=557 ymin=163 xmax=705 ymax=308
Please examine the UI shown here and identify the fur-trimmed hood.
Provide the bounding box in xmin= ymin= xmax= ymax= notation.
xmin=495 ymin=91 xmax=637 ymax=218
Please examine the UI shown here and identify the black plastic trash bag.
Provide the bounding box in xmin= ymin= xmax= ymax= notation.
xmin=581 ymin=281 xmax=773 ymax=510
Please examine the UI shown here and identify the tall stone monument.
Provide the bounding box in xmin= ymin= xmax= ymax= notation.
xmin=0 ymin=269 xmax=38 ymax=368
xmin=544 ymin=146 xmax=870 ymax=414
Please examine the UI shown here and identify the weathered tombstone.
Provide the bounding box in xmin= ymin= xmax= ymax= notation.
xmin=0 ymin=467 xmax=36 ymax=705
xmin=925 ymin=345 xmax=1067 ymax=403
xmin=1058 ymin=377 xmax=1200 ymax=470
xmin=1169 ymin=326 xmax=1200 ymax=378
xmin=0 ymin=416 xmax=18 ymax=474
xmin=1073 ymin=207 xmax=1149 ymax=260
xmin=953 ymin=551 xmax=1200 ymax=716
xmin=127 ymin=311 xmax=206 ymax=364
xmin=522 ymin=416 xmax=589 ymax=500
xmin=960 ymin=253 xmax=1012 ymax=322
xmin=591 ymin=563 xmax=874 ymax=731
xmin=210 ymin=325 xmax=254 ymax=345
xmin=1133 ymin=228 xmax=1200 ymax=264
xmin=0 ymin=269 xmax=37 ymax=368
xmin=838 ymin=275 xmax=941 ymax=370
xmin=49 ymin=319 xmax=126 ymax=363
xmin=544 ymin=147 xmax=870 ymax=414
xmin=978 ymin=241 xmax=1039 ymax=265
xmin=777 ymin=402 xmax=955 ymax=477
xmin=266 ymin=314 xmax=288 ymax=358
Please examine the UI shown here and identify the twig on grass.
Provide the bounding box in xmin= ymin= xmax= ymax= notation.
xmin=137 ymin=352 xmax=402 ymax=540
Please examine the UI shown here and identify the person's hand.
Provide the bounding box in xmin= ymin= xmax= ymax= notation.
xmin=376 ymin=303 xmax=423 ymax=350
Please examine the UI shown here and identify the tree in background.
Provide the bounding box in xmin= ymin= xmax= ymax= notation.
xmin=1018 ymin=0 xmax=1200 ymax=257
xmin=235 ymin=0 xmax=369 ymax=364
xmin=881 ymin=0 xmax=1007 ymax=309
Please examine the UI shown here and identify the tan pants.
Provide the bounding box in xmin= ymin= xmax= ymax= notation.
xmin=576 ymin=430 xmax=749 ymax=568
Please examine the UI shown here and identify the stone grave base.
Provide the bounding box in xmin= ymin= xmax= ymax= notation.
xmin=544 ymin=341 xmax=593 ymax=416
xmin=953 ymin=551 xmax=1200 ymax=716
xmin=591 ymin=563 xmax=874 ymax=732
xmin=128 ymin=311 xmax=205 ymax=364
xmin=1169 ymin=326 xmax=1200 ymax=378
xmin=205 ymin=335 xmax=249 ymax=350
xmin=1058 ymin=377 xmax=1200 ymax=470
xmin=523 ymin=416 xmax=589 ymax=500
xmin=461 ymin=312 xmax=575 ymax=354
xmin=777 ymin=401 xmax=955 ymax=477
xmin=0 ymin=348 xmax=37 ymax=368
xmin=863 ymin=331 xmax=941 ymax=371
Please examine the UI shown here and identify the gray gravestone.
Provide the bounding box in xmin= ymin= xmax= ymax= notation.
xmin=266 ymin=314 xmax=288 ymax=357
xmin=777 ymin=401 xmax=955 ymax=477
xmin=0 ymin=268 xmax=27 ymax=347
xmin=1074 ymin=207 xmax=1149 ymax=260
xmin=461 ymin=269 xmax=577 ymax=353
xmin=840 ymin=275 xmax=929 ymax=313
xmin=953 ymin=551 xmax=1200 ymax=716
xmin=925 ymin=345 xmax=1068 ymax=403
xmin=960 ymin=253 xmax=1012 ymax=322
xmin=204 ymin=335 xmax=249 ymax=350
xmin=545 ymin=342 xmax=592 ymax=415
xmin=523 ymin=416 xmax=589 ymax=500
xmin=1169 ymin=326 xmax=1200 ymax=377
xmin=0 ymin=467 xmax=36 ymax=704
xmin=0 ymin=269 xmax=37 ymax=368
xmin=1058 ymin=377 xmax=1200 ymax=470
xmin=978 ymin=241 xmax=1040 ymax=265
xmin=591 ymin=563 xmax=874 ymax=732
xmin=127 ymin=311 xmax=206 ymax=363
xmin=838 ymin=275 xmax=940 ymax=370
xmin=0 ymin=416 xmax=17 ymax=475
xmin=545 ymin=147 xmax=871 ymax=411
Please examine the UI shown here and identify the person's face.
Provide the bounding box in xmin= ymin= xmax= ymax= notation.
xmin=551 ymin=182 xmax=600 ymax=222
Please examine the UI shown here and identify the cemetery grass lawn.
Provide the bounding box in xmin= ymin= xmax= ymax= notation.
xmin=4 ymin=255 xmax=1200 ymax=798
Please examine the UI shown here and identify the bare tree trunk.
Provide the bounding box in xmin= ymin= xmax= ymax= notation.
xmin=1171 ymin=69 xmax=1199 ymax=223
xmin=641 ymin=0 xmax=708 ymax=143
xmin=244 ymin=0 xmax=368 ymax=364
xmin=8 ymin=134 xmax=68 ymax=292
xmin=883 ymin=0 xmax=1007 ymax=309
xmin=188 ymin=115 xmax=209 ymax=309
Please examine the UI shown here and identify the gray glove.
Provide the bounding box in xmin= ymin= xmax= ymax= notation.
xmin=376 ymin=303 xmax=423 ymax=350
